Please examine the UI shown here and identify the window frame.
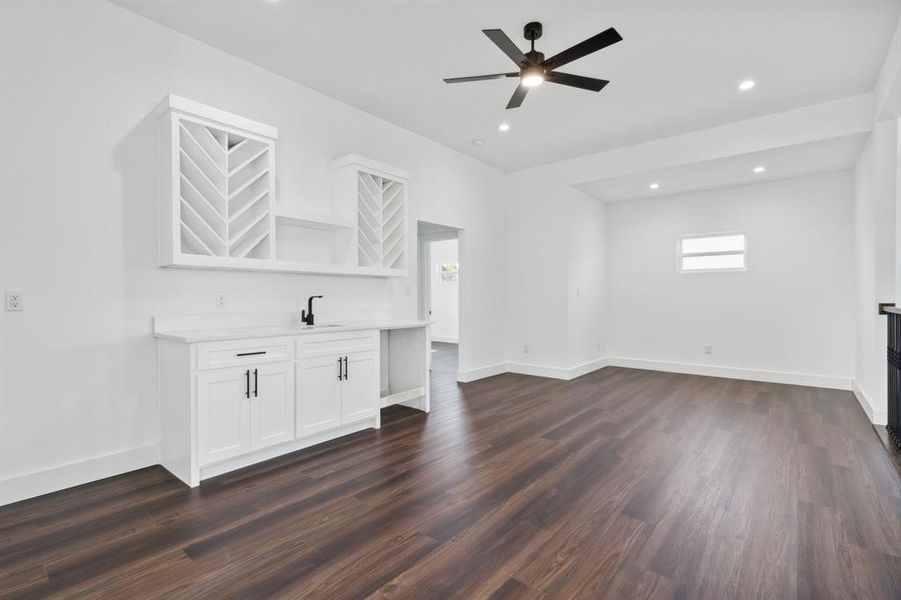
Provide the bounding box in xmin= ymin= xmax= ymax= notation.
xmin=677 ymin=231 xmax=748 ymax=274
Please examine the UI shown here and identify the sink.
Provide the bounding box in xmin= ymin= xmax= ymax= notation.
xmin=300 ymin=323 xmax=344 ymax=330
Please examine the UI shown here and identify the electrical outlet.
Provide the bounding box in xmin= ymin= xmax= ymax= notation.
xmin=576 ymin=286 xmax=582 ymax=297
xmin=216 ymin=292 xmax=227 ymax=309
xmin=596 ymin=341 xmax=602 ymax=351
xmin=405 ymin=285 xmax=412 ymax=296
xmin=5 ymin=291 xmax=22 ymax=311
xmin=704 ymin=345 xmax=713 ymax=355
xmin=523 ymin=344 xmax=530 ymax=354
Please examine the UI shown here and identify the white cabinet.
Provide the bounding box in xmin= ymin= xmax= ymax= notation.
xmin=154 ymin=97 xmax=410 ymax=278
xmin=197 ymin=361 xmax=294 ymax=467
xmin=342 ymin=351 xmax=379 ymax=424
xmin=251 ymin=362 xmax=295 ymax=450
xmin=197 ymin=367 xmax=252 ymax=465
xmin=331 ymin=155 xmax=410 ymax=276
xmin=156 ymin=95 xmax=278 ymax=269
xmin=157 ymin=325 xmax=420 ymax=488
xmin=296 ymin=331 xmax=380 ymax=437
xmin=296 ymin=350 xmax=378 ymax=436
xmin=296 ymin=354 xmax=342 ymax=437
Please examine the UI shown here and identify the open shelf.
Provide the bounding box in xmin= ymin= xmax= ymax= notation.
xmin=380 ymin=386 xmax=426 ymax=408
xmin=274 ymin=211 xmax=355 ymax=231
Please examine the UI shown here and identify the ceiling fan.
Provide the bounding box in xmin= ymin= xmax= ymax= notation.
xmin=443 ymin=22 xmax=622 ymax=109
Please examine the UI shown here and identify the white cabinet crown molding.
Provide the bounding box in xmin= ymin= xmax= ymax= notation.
xmin=154 ymin=94 xmax=279 ymax=140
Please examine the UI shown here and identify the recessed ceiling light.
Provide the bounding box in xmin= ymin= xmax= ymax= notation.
xmin=498 ymin=123 xmax=510 ymax=132
xmin=738 ymin=79 xmax=756 ymax=91
xmin=649 ymin=183 xmax=660 ymax=190
xmin=472 ymin=138 xmax=484 ymax=146
xmin=753 ymin=166 xmax=766 ymax=173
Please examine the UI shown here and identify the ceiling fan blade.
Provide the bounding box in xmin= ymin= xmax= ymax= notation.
xmin=506 ymin=83 xmax=529 ymax=109
xmin=543 ymin=27 xmax=623 ymax=69
xmin=547 ymin=71 xmax=609 ymax=92
xmin=483 ymin=29 xmax=527 ymax=66
xmin=443 ymin=73 xmax=518 ymax=84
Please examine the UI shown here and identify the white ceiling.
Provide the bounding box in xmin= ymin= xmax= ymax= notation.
xmin=115 ymin=1 xmax=899 ymax=171
xmin=574 ymin=133 xmax=868 ymax=202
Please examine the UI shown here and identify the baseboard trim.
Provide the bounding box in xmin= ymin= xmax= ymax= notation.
xmin=0 ymin=443 xmax=159 ymax=506
xmin=505 ymin=362 xmax=572 ymax=379
xmin=507 ymin=358 xmax=609 ymax=381
xmin=458 ymin=358 xmax=609 ymax=383
xmin=607 ymin=357 xmax=852 ymax=391
xmin=853 ymin=380 xmax=887 ymax=425
xmin=568 ymin=357 xmax=610 ymax=379
xmin=457 ymin=362 xmax=507 ymax=383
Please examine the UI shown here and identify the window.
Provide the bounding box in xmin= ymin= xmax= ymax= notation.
xmin=678 ymin=232 xmax=746 ymax=273
xmin=439 ymin=261 xmax=459 ymax=282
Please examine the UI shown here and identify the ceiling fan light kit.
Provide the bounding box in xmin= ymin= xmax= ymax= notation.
xmin=443 ymin=20 xmax=622 ymax=109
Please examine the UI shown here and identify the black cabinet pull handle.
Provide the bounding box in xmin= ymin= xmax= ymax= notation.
xmin=253 ymin=369 xmax=258 ymax=397
xmin=236 ymin=351 xmax=266 ymax=357
xmin=337 ymin=357 xmax=343 ymax=381
xmin=343 ymin=356 xmax=348 ymax=379
xmin=245 ymin=370 xmax=250 ymax=398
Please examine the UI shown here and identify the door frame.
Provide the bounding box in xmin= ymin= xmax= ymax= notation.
xmin=416 ymin=221 xmax=462 ymax=377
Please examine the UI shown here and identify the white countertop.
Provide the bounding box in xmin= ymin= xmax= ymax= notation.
xmin=154 ymin=319 xmax=430 ymax=344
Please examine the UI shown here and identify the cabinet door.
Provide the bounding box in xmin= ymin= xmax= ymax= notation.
xmin=250 ymin=362 xmax=295 ymax=450
xmin=197 ymin=368 xmax=252 ymax=466
xmin=297 ymin=355 xmax=342 ymax=437
xmin=341 ymin=350 xmax=378 ymax=424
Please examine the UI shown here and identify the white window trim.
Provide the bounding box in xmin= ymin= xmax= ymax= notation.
xmin=677 ymin=231 xmax=748 ymax=274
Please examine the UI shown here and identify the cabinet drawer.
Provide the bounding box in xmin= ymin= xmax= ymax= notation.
xmin=297 ymin=330 xmax=378 ymax=358
xmin=197 ymin=337 xmax=295 ymax=370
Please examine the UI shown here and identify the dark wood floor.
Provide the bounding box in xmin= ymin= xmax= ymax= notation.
xmin=2 ymin=344 xmax=900 ymax=599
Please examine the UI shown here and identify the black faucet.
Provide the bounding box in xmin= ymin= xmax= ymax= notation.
xmin=301 ymin=295 xmax=323 ymax=326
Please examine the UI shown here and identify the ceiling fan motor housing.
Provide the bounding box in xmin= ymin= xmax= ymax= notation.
xmin=524 ymin=50 xmax=545 ymax=65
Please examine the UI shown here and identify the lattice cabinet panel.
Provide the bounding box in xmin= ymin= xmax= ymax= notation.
xmin=333 ymin=155 xmax=410 ymax=275
xmin=356 ymin=172 xmax=407 ymax=270
xmin=226 ymin=135 xmax=272 ymax=260
xmin=157 ymin=95 xmax=277 ymax=268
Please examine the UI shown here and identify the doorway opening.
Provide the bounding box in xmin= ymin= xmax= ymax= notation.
xmin=417 ymin=221 xmax=461 ymax=382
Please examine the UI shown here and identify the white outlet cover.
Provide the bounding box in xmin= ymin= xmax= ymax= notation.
xmin=5 ymin=291 xmax=23 ymax=311
xmin=216 ymin=292 xmax=227 ymax=308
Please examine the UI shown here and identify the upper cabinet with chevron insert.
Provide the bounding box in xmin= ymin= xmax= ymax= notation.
xmin=331 ymin=155 xmax=410 ymax=275
xmin=154 ymin=96 xmax=408 ymax=277
xmin=156 ymin=95 xmax=277 ymax=269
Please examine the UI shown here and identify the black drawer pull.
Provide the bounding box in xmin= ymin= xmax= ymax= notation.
xmin=236 ymin=351 xmax=267 ymax=357
xmin=253 ymin=369 xmax=258 ymax=397
xmin=245 ymin=370 xmax=250 ymax=398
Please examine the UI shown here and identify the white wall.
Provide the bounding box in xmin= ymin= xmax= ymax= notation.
xmin=0 ymin=0 xmax=507 ymax=502
xmin=853 ymin=119 xmax=899 ymax=423
xmin=428 ymin=238 xmax=458 ymax=343
xmin=606 ymin=171 xmax=855 ymax=388
xmin=504 ymin=176 xmax=608 ymax=378
xmin=566 ymin=193 xmax=607 ymax=368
